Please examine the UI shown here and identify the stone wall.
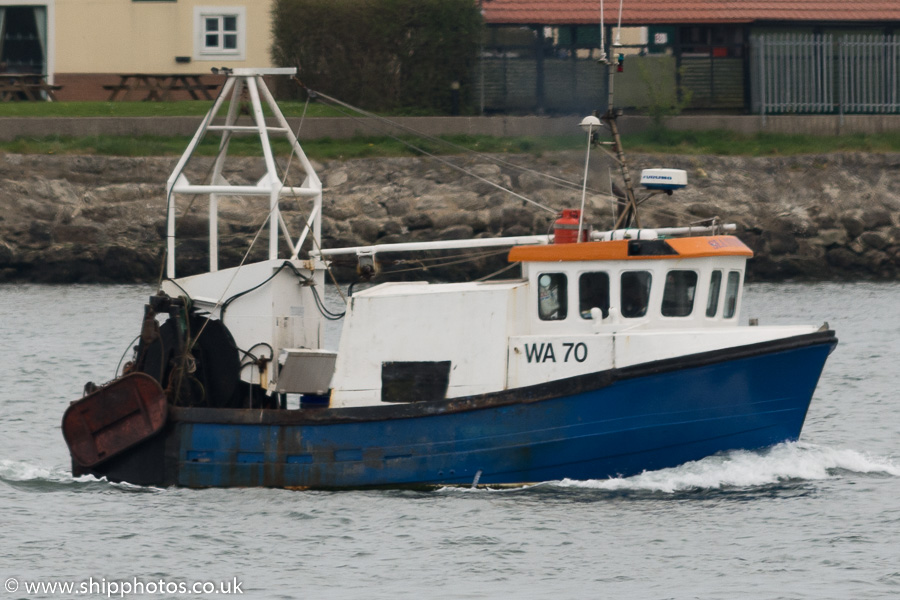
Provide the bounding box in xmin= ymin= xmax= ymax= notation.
xmin=1 ymin=151 xmax=898 ymax=283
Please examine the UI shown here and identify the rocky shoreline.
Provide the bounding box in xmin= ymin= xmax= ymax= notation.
xmin=1 ymin=151 xmax=899 ymax=284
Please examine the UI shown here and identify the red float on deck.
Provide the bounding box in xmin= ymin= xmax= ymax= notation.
xmin=553 ymin=209 xmax=589 ymax=244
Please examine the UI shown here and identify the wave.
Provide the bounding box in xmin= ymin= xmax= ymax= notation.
xmin=555 ymin=442 xmax=899 ymax=493
xmin=432 ymin=442 xmax=899 ymax=496
xmin=0 ymin=458 xmax=72 ymax=483
xmin=0 ymin=459 xmax=163 ymax=493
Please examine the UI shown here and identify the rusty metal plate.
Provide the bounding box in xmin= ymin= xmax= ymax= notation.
xmin=62 ymin=373 xmax=168 ymax=468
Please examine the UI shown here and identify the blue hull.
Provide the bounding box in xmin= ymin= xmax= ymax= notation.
xmin=157 ymin=332 xmax=834 ymax=488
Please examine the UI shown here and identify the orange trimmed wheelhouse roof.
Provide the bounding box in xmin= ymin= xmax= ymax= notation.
xmin=508 ymin=235 xmax=753 ymax=262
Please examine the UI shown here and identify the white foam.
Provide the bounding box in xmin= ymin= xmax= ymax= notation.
xmin=0 ymin=458 xmax=71 ymax=483
xmin=435 ymin=483 xmax=543 ymax=494
xmin=0 ymin=458 xmax=166 ymax=492
xmin=555 ymin=442 xmax=900 ymax=493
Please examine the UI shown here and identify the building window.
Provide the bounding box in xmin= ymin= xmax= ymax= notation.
xmin=194 ymin=6 xmax=246 ymax=61
xmin=205 ymin=15 xmax=237 ymax=52
xmin=0 ymin=6 xmax=47 ymax=74
xmin=538 ymin=273 xmax=567 ymax=321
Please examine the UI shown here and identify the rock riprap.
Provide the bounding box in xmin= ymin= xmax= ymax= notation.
xmin=1 ymin=152 xmax=898 ymax=283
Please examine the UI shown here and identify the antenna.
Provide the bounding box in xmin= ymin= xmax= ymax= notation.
xmin=578 ymin=116 xmax=602 ymax=242
xmin=596 ymin=0 xmax=641 ymax=230
xmin=615 ymin=0 xmax=624 ymax=46
xmin=599 ymin=0 xmax=607 ymax=63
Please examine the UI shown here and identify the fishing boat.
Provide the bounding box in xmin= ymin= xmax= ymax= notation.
xmin=62 ymin=67 xmax=836 ymax=488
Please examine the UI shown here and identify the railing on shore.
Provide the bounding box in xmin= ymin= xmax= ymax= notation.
xmin=753 ymin=34 xmax=900 ymax=122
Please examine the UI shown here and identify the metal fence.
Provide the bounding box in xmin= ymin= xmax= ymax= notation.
xmin=679 ymin=56 xmax=745 ymax=109
xmin=753 ymin=33 xmax=900 ymax=118
xmin=477 ymin=56 xmax=606 ymax=114
xmin=841 ymin=34 xmax=900 ymax=113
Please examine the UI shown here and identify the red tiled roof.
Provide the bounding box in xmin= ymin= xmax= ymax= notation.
xmin=482 ymin=1 xmax=900 ymax=25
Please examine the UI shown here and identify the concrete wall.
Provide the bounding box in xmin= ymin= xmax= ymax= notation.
xmin=3 ymin=114 xmax=900 ymax=142
xmin=661 ymin=115 xmax=900 ymax=136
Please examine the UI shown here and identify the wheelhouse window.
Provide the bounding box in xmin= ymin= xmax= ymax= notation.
xmin=706 ymin=270 xmax=722 ymax=317
xmin=661 ymin=270 xmax=698 ymax=317
xmin=620 ymin=271 xmax=652 ymax=318
xmin=579 ymin=272 xmax=609 ymax=319
xmin=194 ymin=6 xmax=246 ymax=60
xmin=723 ymin=271 xmax=741 ymax=319
xmin=538 ymin=273 xmax=567 ymax=321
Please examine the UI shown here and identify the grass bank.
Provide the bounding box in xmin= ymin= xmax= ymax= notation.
xmin=0 ymin=100 xmax=342 ymax=118
xmin=1 ymin=125 xmax=899 ymax=159
xmin=0 ymin=133 xmax=582 ymax=160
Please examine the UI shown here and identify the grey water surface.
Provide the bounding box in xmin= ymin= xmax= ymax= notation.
xmin=1 ymin=282 xmax=898 ymax=600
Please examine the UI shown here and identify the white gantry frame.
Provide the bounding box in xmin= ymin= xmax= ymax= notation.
xmin=164 ymin=67 xmax=323 ymax=279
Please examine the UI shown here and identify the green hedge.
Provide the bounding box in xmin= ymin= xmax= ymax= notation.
xmin=271 ymin=0 xmax=482 ymax=113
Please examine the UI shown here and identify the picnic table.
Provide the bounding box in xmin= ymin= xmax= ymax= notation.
xmin=103 ymin=73 xmax=220 ymax=101
xmin=0 ymin=74 xmax=62 ymax=101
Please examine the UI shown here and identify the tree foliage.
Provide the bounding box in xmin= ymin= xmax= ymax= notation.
xmin=271 ymin=0 xmax=482 ymax=113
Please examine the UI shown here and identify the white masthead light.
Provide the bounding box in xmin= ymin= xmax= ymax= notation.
xmin=579 ymin=115 xmax=601 ymax=132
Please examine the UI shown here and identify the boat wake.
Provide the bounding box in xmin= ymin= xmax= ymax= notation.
xmin=0 ymin=459 xmax=163 ymax=493
xmin=433 ymin=442 xmax=898 ymax=496
xmin=554 ymin=441 xmax=899 ymax=494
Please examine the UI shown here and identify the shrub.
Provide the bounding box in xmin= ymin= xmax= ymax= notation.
xmin=271 ymin=0 xmax=482 ymax=113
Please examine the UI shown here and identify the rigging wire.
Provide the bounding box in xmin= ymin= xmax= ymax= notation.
xmin=161 ymin=77 xmax=348 ymax=358
xmin=300 ymin=87 xmax=558 ymax=215
xmin=264 ymin=86 xmax=349 ymax=307
xmin=378 ymin=248 xmax=511 ymax=275
xmin=274 ymin=94 xmax=311 ymax=188
xmin=162 ymin=74 xmax=719 ymax=358
xmin=182 ymin=200 xmax=278 ymax=353
xmin=374 ymin=247 xmax=511 ymax=266
xmin=308 ymin=86 xmax=616 ymax=200
xmin=474 ymin=260 xmax=522 ymax=282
